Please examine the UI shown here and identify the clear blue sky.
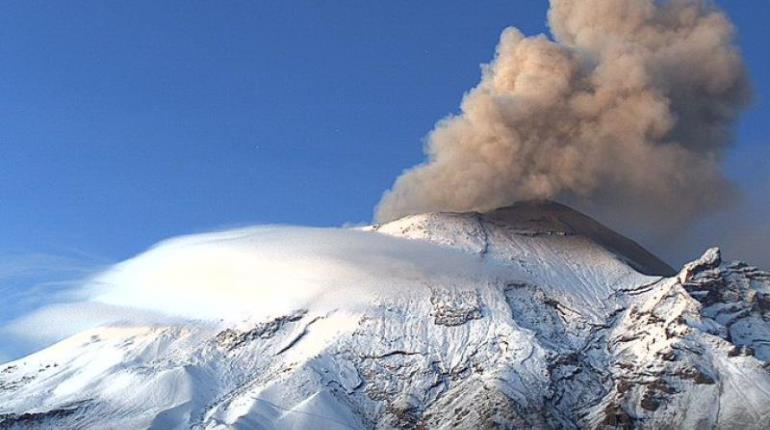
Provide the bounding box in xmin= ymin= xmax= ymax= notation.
xmin=0 ymin=2 xmax=767 ymax=293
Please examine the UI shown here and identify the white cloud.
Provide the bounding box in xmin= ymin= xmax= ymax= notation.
xmin=2 ymin=225 xmax=504 ymax=360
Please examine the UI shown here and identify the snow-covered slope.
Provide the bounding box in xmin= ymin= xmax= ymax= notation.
xmin=2 ymin=201 xmax=769 ymax=429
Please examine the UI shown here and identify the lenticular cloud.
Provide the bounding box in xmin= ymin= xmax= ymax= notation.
xmin=1 ymin=225 xmax=498 ymax=358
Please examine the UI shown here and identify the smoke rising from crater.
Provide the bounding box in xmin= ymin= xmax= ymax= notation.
xmin=376 ymin=0 xmax=750 ymax=230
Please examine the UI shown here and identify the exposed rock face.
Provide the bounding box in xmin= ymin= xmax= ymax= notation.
xmin=214 ymin=310 xmax=308 ymax=351
xmin=1 ymin=202 xmax=768 ymax=429
xmin=430 ymin=289 xmax=483 ymax=326
xmin=0 ymin=401 xmax=88 ymax=430
xmin=680 ymin=248 xmax=770 ymax=361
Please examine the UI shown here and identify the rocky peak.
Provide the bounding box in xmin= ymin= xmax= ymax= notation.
xmin=679 ymin=247 xmax=722 ymax=283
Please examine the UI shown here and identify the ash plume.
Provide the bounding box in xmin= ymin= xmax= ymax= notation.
xmin=376 ymin=0 xmax=750 ymax=231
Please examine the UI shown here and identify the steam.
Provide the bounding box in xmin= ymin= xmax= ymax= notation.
xmin=376 ymin=0 xmax=750 ymax=230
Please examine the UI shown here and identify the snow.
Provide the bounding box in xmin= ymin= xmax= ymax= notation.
xmin=87 ymin=225 xmax=514 ymax=321
xmin=1 ymin=202 xmax=769 ymax=429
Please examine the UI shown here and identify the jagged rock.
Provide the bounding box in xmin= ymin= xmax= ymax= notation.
xmin=0 ymin=401 xmax=88 ymax=429
xmin=214 ymin=309 xmax=307 ymax=351
xmin=429 ymin=289 xmax=483 ymax=326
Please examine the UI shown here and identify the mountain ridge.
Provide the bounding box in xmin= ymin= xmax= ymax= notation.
xmin=1 ymin=202 xmax=769 ymax=429
xmin=376 ymin=200 xmax=675 ymax=277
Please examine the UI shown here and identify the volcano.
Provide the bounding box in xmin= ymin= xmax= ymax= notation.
xmin=1 ymin=201 xmax=769 ymax=429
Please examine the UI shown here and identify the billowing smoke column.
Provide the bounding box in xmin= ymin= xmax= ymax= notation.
xmin=376 ymin=0 xmax=750 ymax=230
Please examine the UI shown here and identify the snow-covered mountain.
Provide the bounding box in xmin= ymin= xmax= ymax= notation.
xmin=2 ymin=201 xmax=769 ymax=429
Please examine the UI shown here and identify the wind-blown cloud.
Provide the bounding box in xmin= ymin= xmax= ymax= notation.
xmin=1 ymin=225 xmax=503 ymax=362
xmin=0 ymin=253 xmax=109 ymax=362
